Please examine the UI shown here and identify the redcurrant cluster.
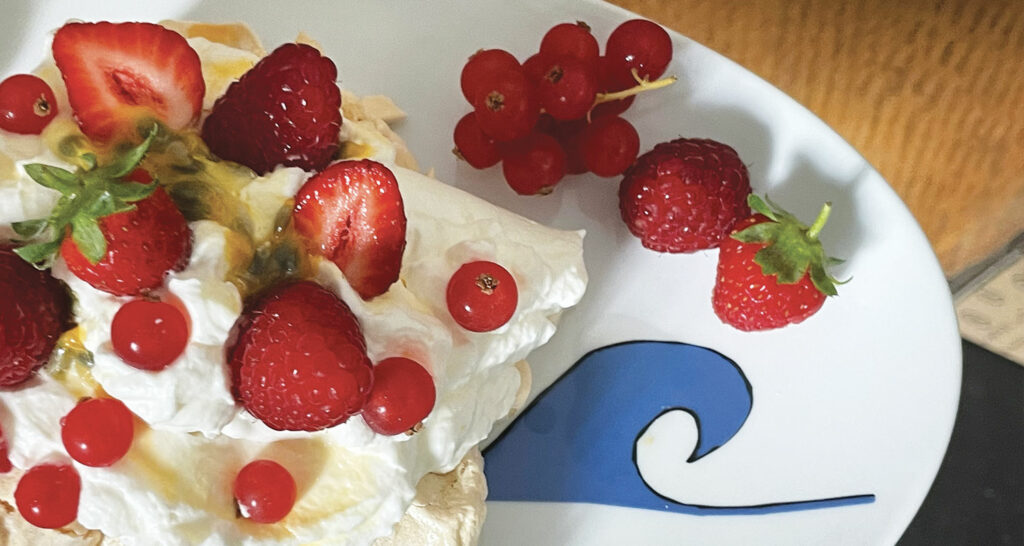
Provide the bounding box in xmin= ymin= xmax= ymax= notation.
xmin=453 ymin=19 xmax=674 ymax=195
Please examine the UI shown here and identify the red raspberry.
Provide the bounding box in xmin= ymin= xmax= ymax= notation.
xmin=201 ymin=43 xmax=341 ymax=175
xmin=0 ymin=246 xmax=72 ymax=386
xmin=619 ymin=138 xmax=751 ymax=252
xmin=227 ymin=281 xmax=372 ymax=431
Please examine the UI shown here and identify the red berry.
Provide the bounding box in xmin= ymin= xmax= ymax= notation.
xmin=228 ymin=281 xmax=372 ymax=431
xmin=453 ymin=112 xmax=501 ymax=168
xmin=536 ymin=56 xmax=598 ymax=121
xmin=446 ymin=261 xmax=518 ymax=332
xmin=362 ymin=357 xmax=436 ymax=435
xmin=202 ymin=43 xmax=341 ymax=174
xmin=501 ymin=132 xmax=566 ymax=195
xmin=604 ymin=19 xmax=673 ymax=83
xmin=0 ymin=246 xmax=71 ymax=387
xmin=592 ymin=55 xmax=636 ymax=118
xmin=111 ymin=299 xmax=189 ymax=371
xmin=14 ymin=463 xmax=80 ymax=529
xmin=539 ymin=22 xmax=600 ymax=72
xmin=460 ymin=49 xmax=520 ymax=105
xmin=60 ymin=398 xmax=135 ymax=467
xmin=540 ymin=117 xmax=587 ymax=175
xmin=52 ymin=22 xmax=204 ymax=142
xmin=233 ymin=460 xmax=296 ymax=524
xmin=581 ymin=116 xmax=640 ymax=177
xmin=619 ymin=138 xmax=751 ymax=252
xmin=293 ymin=160 xmax=407 ymax=300
xmin=0 ymin=74 xmax=58 ymax=135
xmin=60 ymin=171 xmax=192 ymax=297
xmin=712 ymin=210 xmax=834 ymax=331
xmin=521 ymin=52 xmax=549 ymax=84
xmin=0 ymin=423 xmax=12 ymax=473
xmin=473 ymin=69 xmax=539 ymax=142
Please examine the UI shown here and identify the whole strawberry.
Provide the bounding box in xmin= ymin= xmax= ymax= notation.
xmin=619 ymin=138 xmax=751 ymax=252
xmin=712 ymin=195 xmax=842 ymax=331
xmin=202 ymin=43 xmax=342 ymax=175
xmin=0 ymin=246 xmax=72 ymax=387
xmin=14 ymin=131 xmax=191 ymax=296
xmin=227 ymin=281 xmax=373 ymax=431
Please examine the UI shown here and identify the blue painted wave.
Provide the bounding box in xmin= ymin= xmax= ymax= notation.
xmin=484 ymin=341 xmax=875 ymax=514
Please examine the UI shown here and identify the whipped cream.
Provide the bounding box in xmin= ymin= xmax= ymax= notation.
xmin=0 ymin=27 xmax=587 ymax=546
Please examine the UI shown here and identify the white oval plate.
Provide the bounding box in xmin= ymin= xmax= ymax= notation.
xmin=1 ymin=1 xmax=961 ymax=545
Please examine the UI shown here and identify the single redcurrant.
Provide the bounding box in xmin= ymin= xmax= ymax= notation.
xmin=362 ymin=357 xmax=436 ymax=436
xmin=0 ymin=74 xmax=58 ymax=135
xmin=541 ymin=117 xmax=587 ymax=174
xmin=539 ymin=22 xmax=600 ymax=72
xmin=536 ymin=56 xmax=599 ymax=121
xmin=473 ymin=70 xmax=539 ymax=142
xmin=14 ymin=463 xmax=80 ymax=529
xmin=501 ymin=132 xmax=567 ymax=195
xmin=581 ymin=115 xmax=640 ymax=177
xmin=604 ymin=19 xmax=673 ymax=83
xmin=111 ymin=299 xmax=190 ymax=371
xmin=460 ymin=49 xmax=520 ymax=105
xmin=61 ymin=397 xmax=135 ymax=467
xmin=446 ymin=261 xmax=518 ymax=332
xmin=453 ymin=112 xmax=501 ymax=168
xmin=233 ymin=459 xmax=297 ymax=524
xmin=522 ymin=52 xmax=549 ymax=83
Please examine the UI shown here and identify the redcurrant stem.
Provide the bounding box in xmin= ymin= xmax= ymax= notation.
xmin=806 ymin=202 xmax=833 ymax=241
xmin=593 ymin=69 xmax=677 ymax=105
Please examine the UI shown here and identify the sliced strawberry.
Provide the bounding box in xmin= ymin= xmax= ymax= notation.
xmin=293 ymin=160 xmax=406 ymax=300
xmin=52 ymin=22 xmax=204 ymax=142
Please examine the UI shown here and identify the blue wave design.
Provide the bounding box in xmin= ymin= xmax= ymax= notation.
xmin=484 ymin=341 xmax=875 ymax=514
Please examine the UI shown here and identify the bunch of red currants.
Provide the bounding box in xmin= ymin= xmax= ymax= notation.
xmin=453 ymin=19 xmax=674 ymax=195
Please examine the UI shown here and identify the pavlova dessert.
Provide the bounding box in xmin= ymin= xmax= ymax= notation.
xmin=0 ymin=20 xmax=586 ymax=545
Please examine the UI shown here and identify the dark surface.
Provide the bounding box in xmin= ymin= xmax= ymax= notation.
xmin=898 ymin=340 xmax=1024 ymax=545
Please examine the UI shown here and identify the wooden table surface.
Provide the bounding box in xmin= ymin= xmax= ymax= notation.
xmin=609 ymin=0 xmax=1024 ymax=277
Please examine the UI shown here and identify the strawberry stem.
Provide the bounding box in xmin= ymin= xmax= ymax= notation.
xmin=806 ymin=202 xmax=832 ymax=241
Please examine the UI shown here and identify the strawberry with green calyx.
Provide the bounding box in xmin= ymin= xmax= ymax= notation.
xmin=12 ymin=127 xmax=192 ymax=296
xmin=13 ymin=127 xmax=159 ymax=267
xmin=712 ymin=194 xmax=844 ymax=332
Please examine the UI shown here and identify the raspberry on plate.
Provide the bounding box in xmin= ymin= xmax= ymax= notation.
xmin=227 ymin=281 xmax=373 ymax=431
xmin=619 ymin=137 xmax=751 ymax=253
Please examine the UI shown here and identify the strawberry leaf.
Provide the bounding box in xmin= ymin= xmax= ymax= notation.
xmin=70 ymin=215 xmax=107 ymax=263
xmin=746 ymin=194 xmax=779 ymax=221
xmin=732 ymin=221 xmax=783 ymax=244
xmin=11 ymin=219 xmax=49 ymax=239
xmin=94 ymin=125 xmax=158 ymax=179
xmin=105 ymin=180 xmax=157 ymax=202
xmin=809 ymin=263 xmax=839 ymax=296
xmin=23 ymin=164 xmax=78 ymax=193
xmin=732 ymin=194 xmax=844 ymax=295
xmin=13 ymin=240 xmax=63 ymax=269
xmin=13 ymin=126 xmax=158 ymax=269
